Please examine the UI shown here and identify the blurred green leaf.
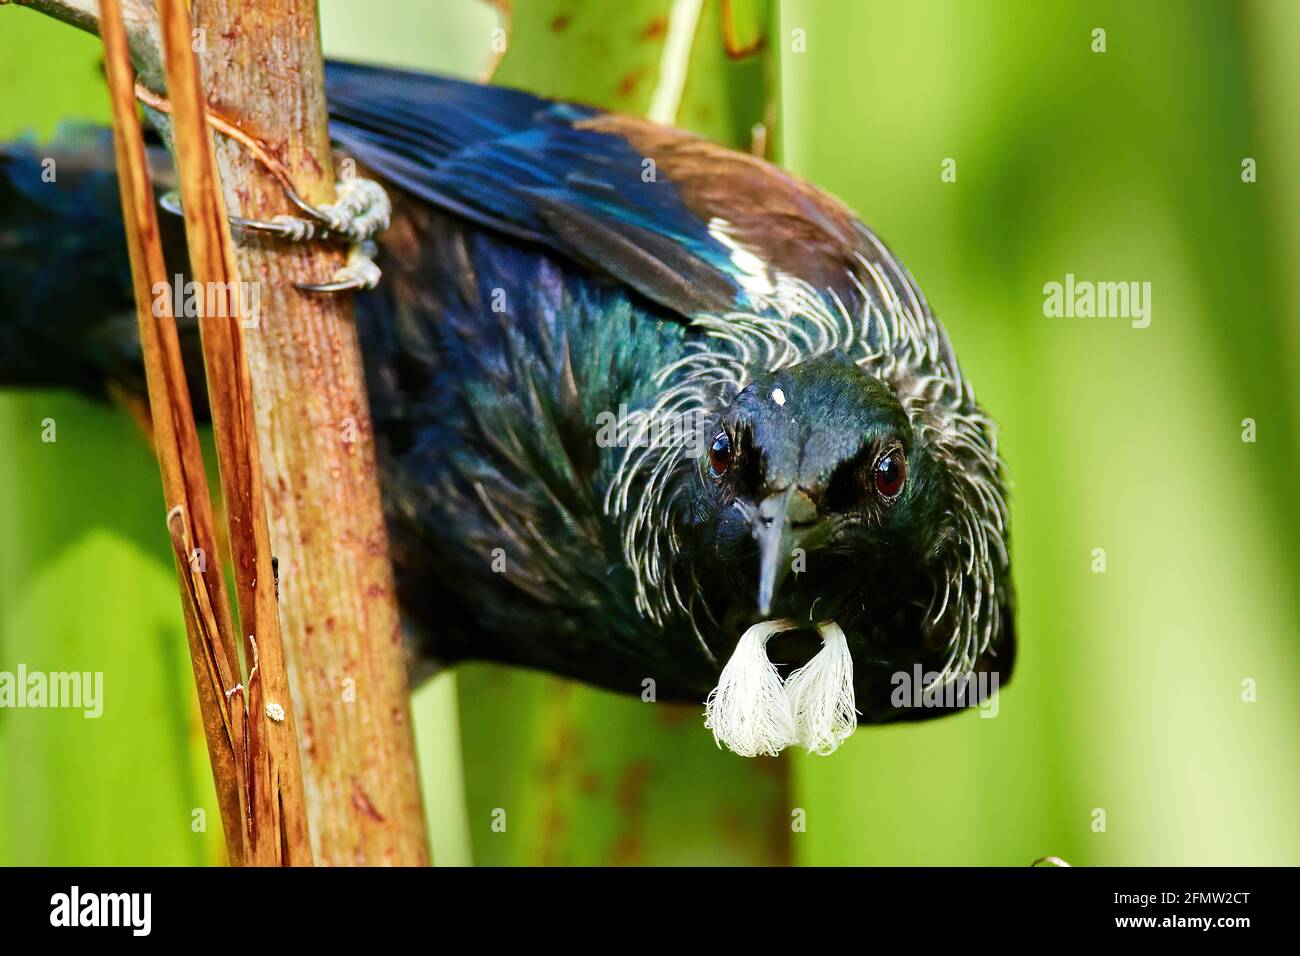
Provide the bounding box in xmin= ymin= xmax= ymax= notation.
xmin=494 ymin=0 xmax=774 ymax=148
xmin=457 ymin=665 xmax=789 ymax=865
xmin=781 ymin=0 xmax=1300 ymax=865
xmin=494 ymin=0 xmax=676 ymax=115
xmin=675 ymin=0 xmax=772 ymax=148
xmin=0 ymin=393 xmax=221 ymax=865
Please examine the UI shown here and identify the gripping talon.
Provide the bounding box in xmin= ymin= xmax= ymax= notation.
xmin=229 ymin=214 xmax=320 ymax=240
xmin=161 ymin=179 xmax=389 ymax=244
xmin=315 ymin=178 xmax=392 ymax=242
xmin=296 ymin=240 xmax=382 ymax=294
xmin=296 ymin=276 xmax=368 ymax=293
xmin=159 ymin=177 xmax=389 ymax=294
xmin=159 ymin=192 xmax=320 ymax=240
xmin=256 ymin=215 xmax=318 ymax=241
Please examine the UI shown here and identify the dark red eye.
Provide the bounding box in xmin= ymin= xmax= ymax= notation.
xmin=709 ymin=432 xmax=732 ymax=477
xmin=873 ymin=449 xmax=906 ymax=500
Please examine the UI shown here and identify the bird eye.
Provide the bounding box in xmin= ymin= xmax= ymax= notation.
xmin=873 ymin=449 xmax=906 ymax=500
xmin=709 ymin=431 xmax=732 ymax=477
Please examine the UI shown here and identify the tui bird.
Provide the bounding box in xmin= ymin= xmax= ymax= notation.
xmin=0 ymin=61 xmax=1015 ymax=755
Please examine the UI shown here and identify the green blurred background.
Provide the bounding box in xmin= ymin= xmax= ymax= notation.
xmin=1 ymin=0 xmax=1296 ymax=866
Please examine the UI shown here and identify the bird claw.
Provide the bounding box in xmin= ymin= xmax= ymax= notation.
xmin=158 ymin=177 xmax=391 ymax=293
xmin=307 ymin=178 xmax=392 ymax=242
xmin=159 ymin=191 xmax=312 ymax=239
xmin=296 ymin=240 xmax=382 ymax=293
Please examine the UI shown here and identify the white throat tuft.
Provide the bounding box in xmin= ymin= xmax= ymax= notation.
xmin=704 ymin=619 xmax=858 ymax=757
xmin=704 ymin=619 xmax=798 ymax=757
xmin=785 ymin=620 xmax=857 ymax=754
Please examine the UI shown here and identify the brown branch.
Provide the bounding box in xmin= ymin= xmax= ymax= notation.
xmin=155 ymin=0 xmax=313 ymax=866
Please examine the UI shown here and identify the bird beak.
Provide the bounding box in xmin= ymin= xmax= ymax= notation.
xmin=753 ymin=487 xmax=820 ymax=616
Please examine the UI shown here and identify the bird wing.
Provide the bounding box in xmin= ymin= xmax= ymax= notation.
xmin=323 ymin=61 xmax=883 ymax=321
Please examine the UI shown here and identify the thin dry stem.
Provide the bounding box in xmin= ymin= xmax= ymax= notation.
xmin=156 ymin=0 xmax=313 ymax=866
xmin=99 ymin=0 xmax=249 ymax=865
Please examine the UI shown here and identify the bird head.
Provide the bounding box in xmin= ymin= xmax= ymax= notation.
xmin=673 ymin=348 xmax=1014 ymax=755
xmin=692 ymin=352 xmax=938 ymax=621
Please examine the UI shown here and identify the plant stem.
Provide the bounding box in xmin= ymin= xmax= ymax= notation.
xmin=15 ymin=0 xmax=429 ymax=865
xmin=99 ymin=0 xmax=250 ymax=864
xmin=188 ymin=0 xmax=429 ymax=866
xmin=155 ymin=0 xmax=315 ymax=866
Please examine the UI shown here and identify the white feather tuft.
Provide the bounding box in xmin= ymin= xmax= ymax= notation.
xmin=784 ymin=620 xmax=857 ymax=755
xmin=704 ymin=619 xmax=799 ymax=757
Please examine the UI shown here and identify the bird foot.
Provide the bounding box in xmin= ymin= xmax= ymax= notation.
xmin=158 ymin=176 xmax=391 ymax=293
xmin=297 ymin=240 xmax=382 ymax=293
